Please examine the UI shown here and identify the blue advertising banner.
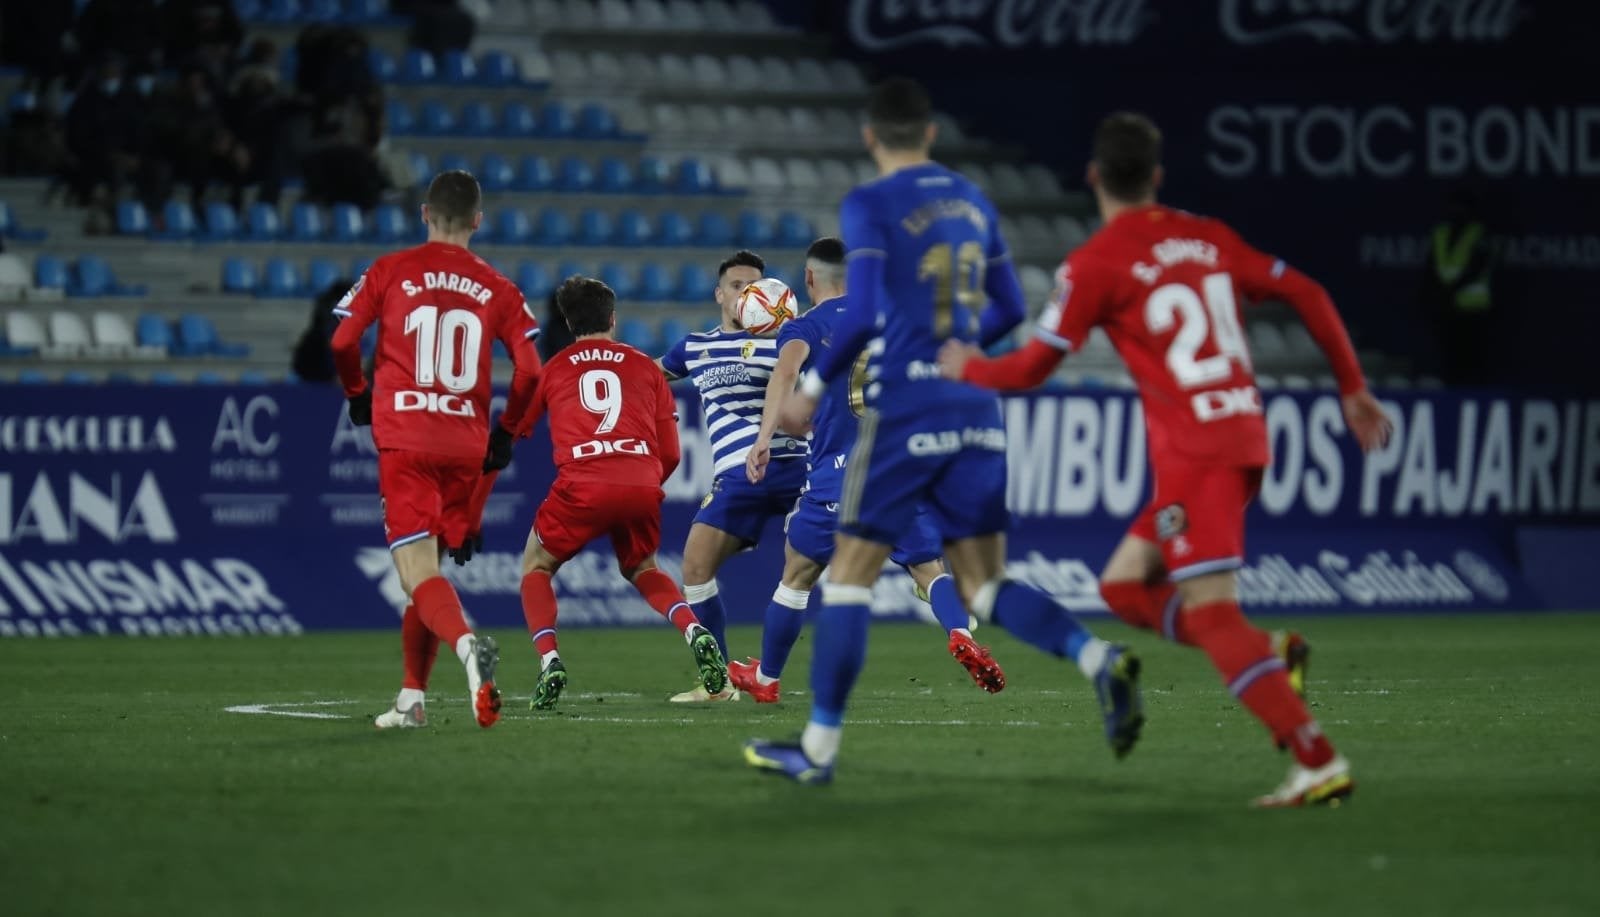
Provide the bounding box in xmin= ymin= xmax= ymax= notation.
xmin=1 ymin=385 xmax=1596 ymax=638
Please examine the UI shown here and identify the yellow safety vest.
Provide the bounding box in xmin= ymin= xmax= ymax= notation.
xmin=1432 ymin=222 xmax=1491 ymax=313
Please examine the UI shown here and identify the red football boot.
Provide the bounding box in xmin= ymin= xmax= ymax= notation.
xmin=949 ymin=631 xmax=1006 ymax=693
xmin=728 ymin=658 xmax=780 ymax=703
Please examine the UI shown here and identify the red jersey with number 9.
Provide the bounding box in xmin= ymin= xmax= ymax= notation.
xmin=331 ymin=241 xmax=542 ymax=458
xmin=1036 ymin=205 xmax=1288 ymax=468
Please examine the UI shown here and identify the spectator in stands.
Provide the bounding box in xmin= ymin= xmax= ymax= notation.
xmin=160 ymin=0 xmax=243 ymax=82
xmin=0 ymin=0 xmax=78 ymax=94
xmin=150 ymin=66 xmax=252 ymax=209
xmin=395 ymin=0 xmax=476 ymax=57
xmin=62 ymin=56 xmax=163 ymax=222
xmin=74 ymin=0 xmax=164 ymax=76
xmin=225 ymin=41 xmax=292 ymax=207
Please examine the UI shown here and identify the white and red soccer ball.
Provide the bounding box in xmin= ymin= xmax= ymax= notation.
xmin=736 ymin=278 xmax=797 ymax=337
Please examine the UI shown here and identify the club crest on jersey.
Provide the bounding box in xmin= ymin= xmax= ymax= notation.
xmin=741 ymin=340 xmax=758 ymax=360
xmin=1155 ymin=504 xmax=1188 ymax=541
xmin=700 ymin=492 xmax=715 ymax=509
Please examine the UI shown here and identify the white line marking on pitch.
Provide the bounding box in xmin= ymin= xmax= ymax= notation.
xmin=224 ymin=700 xmax=359 ymax=720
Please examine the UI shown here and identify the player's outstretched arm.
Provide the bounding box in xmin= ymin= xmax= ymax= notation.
xmin=654 ymin=372 xmax=682 ymax=483
xmin=749 ymin=338 xmax=809 ymax=483
xmin=494 ymin=299 xmax=545 ymax=439
xmin=938 ymin=337 xmax=1064 ymax=391
xmin=328 ymin=271 xmax=381 ymax=424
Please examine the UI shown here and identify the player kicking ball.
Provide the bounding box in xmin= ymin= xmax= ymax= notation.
xmin=743 ymin=79 xmax=1143 ymax=785
xmin=733 ymin=237 xmax=1006 ymax=702
xmin=486 ymin=276 xmax=729 ymax=709
xmin=330 ymin=169 xmax=544 ymax=730
xmin=939 ymin=113 xmax=1393 ymax=807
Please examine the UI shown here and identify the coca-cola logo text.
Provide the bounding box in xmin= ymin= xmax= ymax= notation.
xmin=1219 ymin=0 xmax=1525 ymax=45
xmin=848 ymin=0 xmax=1153 ymax=51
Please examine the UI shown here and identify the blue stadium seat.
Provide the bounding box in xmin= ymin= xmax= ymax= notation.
xmin=260 ymin=0 xmax=300 ymax=24
xmin=479 ymin=51 xmax=519 ymax=86
xmin=34 ymin=255 xmax=67 ymax=290
xmin=536 ymin=208 xmax=573 ymax=246
xmin=596 ymin=157 xmax=633 ymax=193
xmin=194 ymin=371 xmax=226 ymax=385
xmin=306 ymin=258 xmax=342 ymax=296
xmin=656 ymin=210 xmax=694 ymax=247
xmin=237 ymin=371 xmax=270 ymax=385
xmin=401 ymin=49 xmax=437 ymax=85
xmin=0 ymin=200 xmax=15 ymax=235
xmin=556 ymin=261 xmax=589 ymax=286
xmin=768 ymin=266 xmax=796 ymax=291
xmin=599 ymin=263 xmax=636 ymax=300
xmin=406 ymin=151 xmax=431 ymax=186
xmin=288 ymin=203 xmax=325 ymax=242
xmin=637 ymin=263 xmax=675 ymax=302
xmin=634 ymin=157 xmax=671 ymax=194
xmin=259 ymin=258 xmax=302 ymax=298
xmin=330 ymin=203 xmax=364 ymax=243
xmin=59 ymin=370 xmax=93 ymax=384
xmin=136 ymin=314 xmax=173 ymax=350
xmin=577 ymin=209 xmax=613 ymax=246
xmin=419 ymin=100 xmax=454 ymax=135
xmin=480 ymin=153 xmax=514 ymax=192
xmin=0 ymin=201 xmax=39 ymax=241
xmin=175 ymin=314 xmax=218 ymax=356
xmin=349 ymin=257 xmax=372 ymax=279
xmin=367 ymin=47 xmax=396 ymax=82
xmin=436 ymin=153 xmax=471 ymax=176
xmin=105 ymin=372 xmax=136 ymax=385
xmin=345 ymin=0 xmax=388 ymax=22
xmin=576 ymin=103 xmax=619 ymax=139
xmin=70 ymin=256 xmax=114 ymax=297
xmin=459 ymin=101 xmax=495 ymax=137
xmin=149 ymin=371 xmax=181 ymax=385
xmin=385 ymin=98 xmax=415 ymax=134
xmin=17 ymin=369 xmax=49 ymax=384
xmin=676 ymin=263 xmax=713 ymax=301
xmin=540 ymin=100 xmax=575 ymax=138
xmin=501 ymin=101 xmax=538 ymax=137
xmin=515 ymin=262 xmax=553 ymax=299
xmin=155 ymin=200 xmax=197 ymax=240
xmin=659 ymin=318 xmax=690 ymax=345
xmin=556 ymin=157 xmax=594 ymax=193
xmin=202 ymin=201 xmax=239 ymax=240
xmin=676 ymin=159 xmax=717 ymax=195
xmin=495 ymin=208 xmax=534 ymax=245
xmin=617 ymin=319 xmax=654 ymax=351
xmin=441 ymin=50 xmax=477 ymax=84
xmin=370 ymin=204 xmax=408 ymax=243
xmin=303 ymin=0 xmax=340 ymax=21
xmin=516 ymin=154 xmax=554 ymax=191
xmin=695 ymin=211 xmax=734 ymax=248
xmin=776 ymin=211 xmax=813 ymax=249
xmin=738 ymin=210 xmax=773 ymax=248
xmin=222 ymin=257 xmax=258 ymax=293
xmin=614 ymin=210 xmax=652 ymax=247
xmin=245 ymin=202 xmax=282 ymax=241
xmin=116 ymin=200 xmax=150 ymax=236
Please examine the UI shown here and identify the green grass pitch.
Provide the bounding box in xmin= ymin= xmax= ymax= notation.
xmin=3 ymin=614 xmax=1598 ymax=917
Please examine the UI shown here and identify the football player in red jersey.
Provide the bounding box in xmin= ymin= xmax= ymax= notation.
xmin=330 ymin=170 xmax=543 ymax=730
xmin=483 ymin=276 xmax=729 ymax=710
xmin=940 ymin=113 xmax=1392 ymax=807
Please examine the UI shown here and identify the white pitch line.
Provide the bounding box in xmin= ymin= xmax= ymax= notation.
xmin=224 ymin=700 xmax=360 ymax=720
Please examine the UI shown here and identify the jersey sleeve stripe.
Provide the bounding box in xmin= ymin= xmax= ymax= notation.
xmin=388 ymin=530 xmax=433 ymax=551
xmin=523 ymin=327 xmax=542 ymax=339
xmin=1034 ymin=326 xmax=1073 ymax=352
xmin=1168 ymin=556 xmax=1244 ymax=581
xmin=1270 ymin=259 xmax=1287 ymax=278
xmin=331 ymin=307 xmax=353 ymax=318
xmin=847 ymin=248 xmax=887 ymax=259
xmin=987 ymin=252 xmax=1013 ymax=264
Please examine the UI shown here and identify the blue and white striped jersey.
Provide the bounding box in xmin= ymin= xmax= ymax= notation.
xmin=661 ymin=327 xmax=808 ymax=476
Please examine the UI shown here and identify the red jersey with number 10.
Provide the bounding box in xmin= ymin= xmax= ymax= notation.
xmin=330 ymin=241 xmax=541 ymax=458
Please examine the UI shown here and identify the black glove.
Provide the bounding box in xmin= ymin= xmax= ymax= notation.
xmin=448 ymin=532 xmax=483 ymax=566
xmin=347 ymin=388 xmax=373 ymax=426
xmin=483 ymin=424 xmax=515 ymax=472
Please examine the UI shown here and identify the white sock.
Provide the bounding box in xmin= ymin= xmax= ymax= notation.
xmin=397 ymin=688 xmax=426 ymax=710
xmin=755 ymin=668 xmax=779 ymax=686
xmin=540 ymin=650 xmax=560 ymax=671
xmin=801 ymin=721 xmax=842 ymax=766
xmin=454 ymin=634 xmax=476 ymax=666
xmin=1076 ymin=638 xmax=1112 ymax=680
xmin=683 ymin=623 xmax=703 ymax=646
xmin=950 ymin=627 xmax=972 ymax=639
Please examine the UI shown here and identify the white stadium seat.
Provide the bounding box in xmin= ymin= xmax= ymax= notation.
xmin=650 ymin=102 xmax=686 ymax=134
xmin=787 ymin=107 xmax=822 ymax=137
xmin=736 ymin=0 xmax=779 ymax=31
xmin=1051 ymin=215 xmax=1089 ymax=250
xmin=700 ymin=0 xmax=739 ymax=30
xmin=486 ymin=0 xmax=528 ymax=27
xmin=666 ymin=0 xmax=708 ymax=30
xmin=828 ymin=60 xmax=866 ymax=92
xmin=714 ymin=157 xmax=751 ymax=189
xmin=1281 ymin=375 xmax=1313 ymax=390
xmin=685 ymin=104 xmax=722 ymax=134
xmin=560 ymin=0 xmax=598 ymax=29
xmin=759 ymin=56 xmax=797 ymax=91
xmin=1023 ymin=164 xmax=1065 ymax=198
xmin=957 ymin=161 xmax=993 ymax=192
xmin=851 ymin=160 xmax=877 ymax=185
xmin=1256 ymin=374 xmax=1280 ymax=390
xmin=934 ymin=113 xmax=967 ymax=144
xmin=6 ymin=311 xmax=47 ymax=348
xmin=598 ymin=0 xmax=632 ymax=28
xmin=783 ymin=159 xmax=822 ymax=190
xmin=817 ymin=159 xmax=854 ymax=189
xmin=793 ymin=59 xmax=831 ymax=92
xmin=93 ymin=312 xmax=135 ymax=349
xmin=691 ymin=54 xmax=727 ymax=88
xmin=49 ymin=312 xmax=92 ymax=350
xmin=751 ymin=106 xmax=788 ymax=137
xmin=1019 ymin=265 xmax=1053 ymax=305
xmin=1017 ymin=215 xmax=1057 ymax=257
xmin=1249 ymin=323 xmax=1289 ymax=360
xmin=588 ymin=51 xmax=626 ymax=84
xmin=552 ymin=51 xmax=589 ymax=84
xmin=633 ymin=0 xmax=671 ymax=29
xmin=747 ymin=157 xmax=786 ymax=193
xmin=1283 ymin=323 xmax=1320 ymax=359
xmin=530 ymin=0 xmax=562 ymax=24
xmin=0 ymin=253 xmax=30 ymax=295
xmin=620 ymin=52 xmax=659 ymax=84
xmin=657 ymin=54 xmax=693 ymax=87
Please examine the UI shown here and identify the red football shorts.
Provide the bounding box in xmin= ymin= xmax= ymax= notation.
xmin=1128 ymin=463 xmax=1265 ymax=581
xmin=377 ymin=449 xmax=482 ymax=550
xmin=534 ymin=478 xmax=664 ymax=572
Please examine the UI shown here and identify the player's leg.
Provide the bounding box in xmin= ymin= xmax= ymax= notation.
xmin=519 ymin=481 xmax=598 ymax=710
xmin=731 ymin=538 xmax=825 ymax=702
xmin=905 ymin=559 xmax=1006 ymax=693
xmin=678 ymin=521 xmax=745 ymax=663
xmin=374 ymin=602 xmax=439 ymax=728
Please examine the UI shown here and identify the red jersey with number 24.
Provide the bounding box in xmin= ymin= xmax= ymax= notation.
xmin=1036 ymin=205 xmax=1292 ymax=468
xmin=330 ymin=241 xmax=541 ymax=458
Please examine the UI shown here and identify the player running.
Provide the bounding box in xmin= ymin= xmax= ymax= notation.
xmin=743 ymin=78 xmax=1143 ymax=784
xmin=656 ymin=250 xmax=810 ymax=702
xmin=330 ymin=169 xmax=543 ymax=730
xmin=486 ymin=276 xmax=729 ymax=710
xmin=733 ymin=236 xmax=1006 ymax=702
xmin=939 ymin=112 xmax=1393 ymax=807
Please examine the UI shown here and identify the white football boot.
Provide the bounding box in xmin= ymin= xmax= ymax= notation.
xmin=1252 ymin=755 xmax=1355 ymax=808
xmin=373 ymin=703 xmax=426 ymax=729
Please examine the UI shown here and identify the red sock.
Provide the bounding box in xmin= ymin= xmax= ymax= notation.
xmin=400 ymin=604 xmax=440 ymax=690
xmin=412 ymin=576 xmax=471 ymax=650
xmin=1098 ymin=580 xmax=1193 ymax=644
xmin=633 ymin=568 xmax=699 ymax=636
xmin=520 ymin=571 xmax=560 ymax=656
xmin=1185 ymin=600 xmax=1335 ymax=768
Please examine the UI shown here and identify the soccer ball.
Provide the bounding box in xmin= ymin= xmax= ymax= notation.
xmin=736 ymin=278 xmax=797 ymax=337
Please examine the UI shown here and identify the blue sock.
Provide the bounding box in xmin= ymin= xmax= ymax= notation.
xmin=926 ymin=574 xmax=969 ymax=633
xmin=809 ymin=583 xmax=872 ymax=726
xmin=991 ymin=581 xmax=1094 ymax=662
xmin=758 ymin=584 xmax=811 ymax=680
xmin=687 ymin=585 xmax=728 ymax=659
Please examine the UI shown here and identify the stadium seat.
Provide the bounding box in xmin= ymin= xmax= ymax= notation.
xmin=259 ymin=259 xmax=302 ymax=298
xmin=149 ymin=371 xmax=180 ymax=385
xmin=480 ymin=153 xmax=515 ymax=192
xmin=70 ymin=256 xmax=115 ymax=297
xmin=577 ymin=209 xmax=614 ymax=246
xmin=116 ymin=200 xmax=150 ymax=236
xmin=306 ymin=258 xmax=342 ymax=296
xmin=104 ymin=371 xmax=136 ymax=384
xmin=16 ymin=369 xmax=50 ymax=384
xmin=238 ymin=371 xmax=270 ymax=385
xmin=656 ymin=210 xmax=694 ymax=247
xmin=515 ymin=262 xmax=553 ymax=299
xmin=556 ymin=157 xmax=594 ymax=192
xmin=92 ymin=312 xmax=135 ymax=350
xmin=496 ymin=208 xmax=534 ymax=245
xmin=776 ymin=212 xmax=812 ymax=249
xmin=441 ymin=50 xmax=477 ymax=84
xmin=502 ymin=101 xmax=538 ymax=137
xmin=1249 ymin=323 xmax=1289 ymax=361
xmin=222 ymin=257 xmax=258 ymax=293
xmin=34 ymin=255 xmax=67 ymax=290
xmin=0 ymin=201 xmax=42 ymax=241
xmin=613 ymin=210 xmax=652 ymax=248
xmin=6 ymin=312 xmax=47 ymax=350
xmin=737 ymin=210 xmax=773 ymax=248
xmin=245 ymin=202 xmax=282 ymax=241
xmin=516 ymin=154 xmax=554 ymax=192
xmin=783 ymin=159 xmax=822 ymax=193
xmin=155 ymin=200 xmax=198 ymax=240
xmin=193 ymin=371 xmax=226 ymax=384
xmin=61 ymin=370 xmax=95 ymax=385
xmin=597 ymin=157 xmax=633 ymax=193
xmin=634 ymin=156 xmax=671 ymax=194
xmin=385 ymin=98 xmax=415 ymax=134
xmin=749 ymin=158 xmax=785 ymax=194
xmin=556 ymin=260 xmax=590 ymax=286
xmin=367 ymin=47 xmax=396 ymax=82
xmin=658 ymin=317 xmax=689 ymax=345
xmin=617 ymin=318 xmax=654 ymax=351
xmin=479 ymin=51 xmax=520 ymax=86
xmin=329 ymin=204 xmax=364 ymax=243
xmin=637 ymin=262 xmax=675 ymax=301
xmin=460 ymin=101 xmax=496 ymax=136
xmin=518 ymin=50 xmax=553 ymax=83
xmin=537 ymin=208 xmax=574 ymax=246
xmin=676 ymin=263 xmax=713 ymax=301
xmin=767 ymin=265 xmax=795 ymax=291
xmin=436 ymin=152 xmax=471 ymax=176
xmin=419 ymin=100 xmax=455 ymax=135
xmin=576 ymin=103 xmax=619 ymax=139
xmin=49 ymin=312 xmax=92 ymax=351
xmin=1283 ymin=324 xmax=1320 ymax=359
xmin=288 ymin=203 xmax=326 ymax=242
xmin=540 ymin=101 xmax=576 ymax=138
xmin=695 ymin=211 xmax=734 ymax=248
xmin=0 ymin=253 xmax=29 ymax=291
xmin=304 ymin=0 xmax=340 ymax=21
xmin=676 ymin=158 xmax=717 ymax=195
xmin=346 ymin=0 xmax=389 ymax=22
xmin=175 ymin=314 xmax=218 ymax=356
xmin=202 ymin=202 xmax=239 ymax=240
xmin=370 ymin=204 xmax=408 ymax=243
xmin=599 ymin=263 xmax=636 ymax=300
xmin=349 ymin=256 xmax=372 ymax=279
xmin=136 ymin=314 xmax=173 ymax=351
xmin=401 ymin=49 xmax=437 ymax=85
